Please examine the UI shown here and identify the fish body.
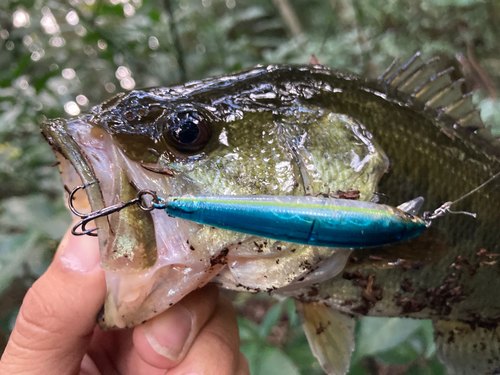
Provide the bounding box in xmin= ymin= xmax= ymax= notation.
xmin=42 ymin=62 xmax=390 ymax=329
xmin=41 ymin=53 xmax=500 ymax=374
xmin=280 ymin=58 xmax=500 ymax=374
xmin=160 ymin=195 xmax=426 ymax=247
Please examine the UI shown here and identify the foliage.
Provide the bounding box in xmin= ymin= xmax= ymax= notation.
xmin=234 ymin=295 xmax=446 ymax=375
xmin=1 ymin=0 xmax=499 ymax=372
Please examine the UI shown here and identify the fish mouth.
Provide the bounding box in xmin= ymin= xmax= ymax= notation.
xmin=41 ymin=117 xmax=110 ymax=238
xmin=41 ymin=116 xmax=225 ymax=329
xmin=41 ymin=115 xmax=164 ymax=272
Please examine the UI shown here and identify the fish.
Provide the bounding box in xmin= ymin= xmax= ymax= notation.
xmin=40 ymin=52 xmax=500 ymax=374
xmin=280 ymin=56 xmax=500 ymax=374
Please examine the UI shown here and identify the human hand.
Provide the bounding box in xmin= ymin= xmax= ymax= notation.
xmin=0 ymin=224 xmax=249 ymax=375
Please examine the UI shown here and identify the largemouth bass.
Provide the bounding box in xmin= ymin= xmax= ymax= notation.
xmin=41 ymin=53 xmax=500 ymax=374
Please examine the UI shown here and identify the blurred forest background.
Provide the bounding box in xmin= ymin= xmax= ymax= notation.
xmin=1 ymin=0 xmax=499 ymax=374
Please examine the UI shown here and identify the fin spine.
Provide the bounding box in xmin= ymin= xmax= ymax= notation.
xmin=398 ymin=56 xmax=441 ymax=93
xmin=413 ymin=67 xmax=454 ymax=99
xmin=385 ymin=52 xmax=421 ymax=87
xmin=378 ymin=57 xmax=400 ymax=82
xmin=378 ymin=53 xmax=498 ymax=157
xmin=425 ymin=79 xmax=465 ymax=109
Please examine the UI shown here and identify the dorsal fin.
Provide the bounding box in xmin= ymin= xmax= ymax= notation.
xmin=377 ymin=52 xmax=499 ymax=149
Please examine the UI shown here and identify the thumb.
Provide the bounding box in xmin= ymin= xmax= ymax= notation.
xmin=0 ymin=225 xmax=106 ymax=374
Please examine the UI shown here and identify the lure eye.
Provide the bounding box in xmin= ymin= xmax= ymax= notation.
xmin=163 ymin=111 xmax=212 ymax=153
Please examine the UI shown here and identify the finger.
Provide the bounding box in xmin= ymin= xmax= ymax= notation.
xmin=131 ymin=284 xmax=220 ymax=370
xmin=237 ymin=352 xmax=251 ymax=375
xmin=168 ymin=292 xmax=247 ymax=375
xmin=0 ymin=225 xmax=106 ymax=375
xmin=87 ymin=327 xmax=134 ymax=375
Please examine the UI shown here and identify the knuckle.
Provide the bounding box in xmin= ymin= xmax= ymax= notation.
xmin=5 ymin=327 xmax=53 ymax=364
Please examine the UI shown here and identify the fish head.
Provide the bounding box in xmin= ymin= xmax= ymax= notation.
xmin=41 ymin=66 xmax=390 ymax=329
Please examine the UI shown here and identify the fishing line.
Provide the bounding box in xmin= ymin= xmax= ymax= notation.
xmin=422 ymin=170 xmax=500 ymax=226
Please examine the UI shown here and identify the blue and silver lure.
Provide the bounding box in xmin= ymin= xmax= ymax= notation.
xmin=71 ymin=184 xmax=428 ymax=248
xmin=154 ymin=195 xmax=427 ymax=248
xmin=71 ymin=171 xmax=494 ymax=248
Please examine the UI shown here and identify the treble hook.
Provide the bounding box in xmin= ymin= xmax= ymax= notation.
xmin=69 ymin=182 xmax=162 ymax=236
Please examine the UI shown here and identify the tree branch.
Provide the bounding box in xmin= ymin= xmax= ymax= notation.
xmin=163 ymin=0 xmax=187 ymax=82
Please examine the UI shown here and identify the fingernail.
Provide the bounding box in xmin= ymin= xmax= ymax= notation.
xmin=59 ymin=228 xmax=101 ymax=273
xmin=144 ymin=303 xmax=193 ymax=361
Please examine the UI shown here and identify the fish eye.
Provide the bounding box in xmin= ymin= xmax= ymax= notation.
xmin=163 ymin=111 xmax=212 ymax=152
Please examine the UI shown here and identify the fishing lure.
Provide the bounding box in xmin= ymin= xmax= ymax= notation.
xmin=156 ymin=195 xmax=425 ymax=248
xmin=70 ymin=170 xmax=500 ymax=248
xmin=70 ymin=187 xmax=425 ymax=248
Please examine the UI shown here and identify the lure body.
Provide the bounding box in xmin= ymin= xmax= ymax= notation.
xmin=161 ymin=195 xmax=426 ymax=248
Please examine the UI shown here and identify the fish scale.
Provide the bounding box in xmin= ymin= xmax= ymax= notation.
xmin=284 ymin=55 xmax=500 ymax=374
xmin=41 ymin=53 xmax=500 ymax=374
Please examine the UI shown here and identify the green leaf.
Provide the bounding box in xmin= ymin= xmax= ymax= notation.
xmin=375 ymin=340 xmax=420 ymax=365
xmin=241 ymin=341 xmax=265 ymax=374
xmin=149 ymin=9 xmax=161 ymax=22
xmin=9 ymin=0 xmax=35 ymax=8
xmin=405 ymin=357 xmax=446 ymax=375
xmin=0 ymin=233 xmax=39 ymax=295
xmin=346 ymin=360 xmax=369 ymax=375
xmin=12 ymin=54 xmax=32 ymax=79
xmin=416 ymin=320 xmax=437 ymax=358
xmin=285 ymin=298 xmax=300 ymax=327
xmin=33 ymin=70 xmax=60 ymax=93
xmin=238 ymin=316 xmax=262 ymax=343
xmin=354 ymin=317 xmax=422 ymax=359
xmin=258 ymin=301 xmax=283 ymax=338
xmin=284 ymin=331 xmax=323 ymax=375
xmin=98 ymin=4 xmax=125 ymax=17
xmin=0 ymin=194 xmax=69 ymax=239
xmin=258 ymin=346 xmax=301 ymax=375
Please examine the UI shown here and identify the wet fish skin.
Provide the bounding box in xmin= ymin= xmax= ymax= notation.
xmin=41 ymin=55 xmax=500 ymax=374
xmin=42 ymin=63 xmax=390 ymax=330
xmin=282 ymin=57 xmax=500 ymax=374
xmin=288 ymin=71 xmax=500 ymax=322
